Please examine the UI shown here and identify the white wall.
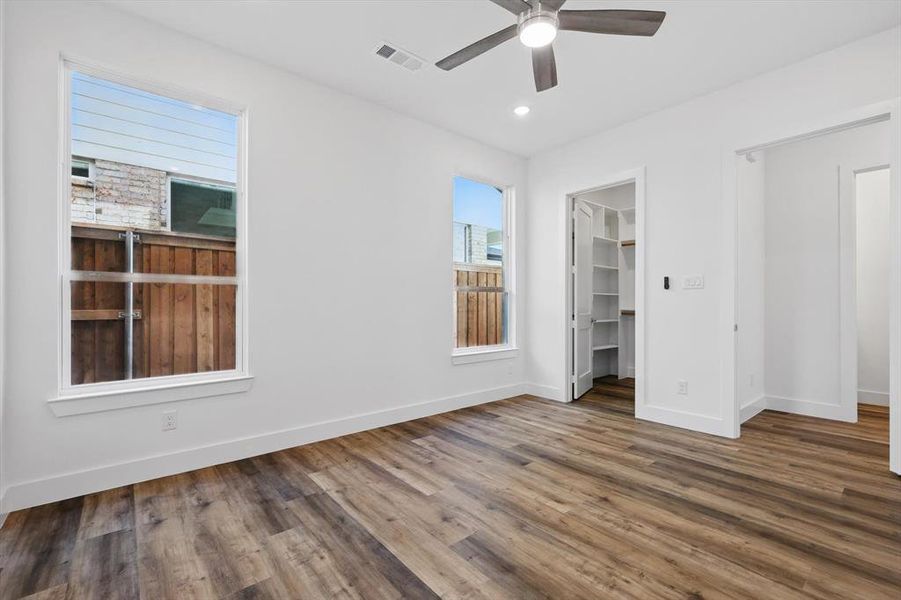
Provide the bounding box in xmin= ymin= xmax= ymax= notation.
xmin=736 ymin=154 xmax=766 ymax=422
xmin=857 ymin=168 xmax=891 ymax=405
xmin=0 ymin=1 xmax=528 ymax=512
xmin=763 ymin=122 xmax=890 ymax=418
xmin=526 ymin=26 xmax=901 ymax=436
xmin=0 ymin=0 xmax=7 ymax=523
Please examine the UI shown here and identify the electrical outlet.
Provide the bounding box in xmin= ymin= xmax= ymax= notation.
xmin=161 ymin=410 xmax=177 ymax=431
xmin=677 ymin=380 xmax=688 ymax=395
xmin=682 ymin=275 xmax=704 ymax=290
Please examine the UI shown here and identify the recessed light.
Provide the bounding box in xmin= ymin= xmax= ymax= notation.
xmin=513 ymin=105 xmax=531 ymax=117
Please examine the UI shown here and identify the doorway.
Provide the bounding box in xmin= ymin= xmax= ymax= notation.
xmin=856 ymin=168 xmax=891 ymax=410
xmin=729 ymin=107 xmax=899 ymax=473
xmin=566 ymin=169 xmax=645 ymax=415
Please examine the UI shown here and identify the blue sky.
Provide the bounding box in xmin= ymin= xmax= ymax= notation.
xmin=453 ymin=177 xmax=503 ymax=229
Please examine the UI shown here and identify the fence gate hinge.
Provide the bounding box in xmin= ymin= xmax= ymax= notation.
xmin=118 ymin=232 xmax=141 ymax=243
xmin=118 ymin=310 xmax=142 ymax=320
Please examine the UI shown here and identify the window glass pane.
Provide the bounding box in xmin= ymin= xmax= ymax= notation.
xmin=170 ymin=179 xmax=237 ymax=238
xmin=69 ymin=282 xmax=236 ymax=384
xmin=453 ymin=177 xmax=507 ymax=348
xmin=72 ymin=159 xmax=91 ymax=178
xmin=71 ymin=282 xmax=127 ymax=384
xmin=453 ymin=177 xmax=503 ymax=266
xmin=68 ymin=70 xmax=239 ymax=385
xmin=133 ymin=282 xmax=237 ymax=380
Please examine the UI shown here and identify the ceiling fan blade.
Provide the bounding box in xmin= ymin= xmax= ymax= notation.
xmin=436 ymin=25 xmax=518 ymax=70
xmin=532 ymin=44 xmax=558 ymax=92
xmin=558 ymin=10 xmax=666 ymax=36
xmin=489 ymin=0 xmax=532 ymax=15
xmin=529 ymin=0 xmax=567 ymax=10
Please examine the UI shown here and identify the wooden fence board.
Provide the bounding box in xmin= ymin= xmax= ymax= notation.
xmin=148 ymin=245 xmax=173 ymax=377
xmin=455 ymin=270 xmax=468 ymax=347
xmin=486 ymin=272 xmax=497 ymax=346
xmin=217 ymin=252 xmax=237 ymax=371
xmin=173 ymin=248 xmax=195 ymax=375
xmin=466 ymin=271 xmax=478 ymax=347
xmin=477 ymin=271 xmax=488 ymax=346
xmin=94 ymin=240 xmax=124 ymax=383
xmin=195 ymin=250 xmax=215 ymax=373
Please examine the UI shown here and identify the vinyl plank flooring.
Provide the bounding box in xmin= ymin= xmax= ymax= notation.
xmin=2 ymin=378 xmax=899 ymax=599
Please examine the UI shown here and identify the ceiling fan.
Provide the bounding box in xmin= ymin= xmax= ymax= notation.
xmin=436 ymin=0 xmax=666 ymax=92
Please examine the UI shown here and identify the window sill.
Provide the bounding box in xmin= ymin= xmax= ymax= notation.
xmin=48 ymin=375 xmax=254 ymax=416
xmin=452 ymin=347 xmax=519 ymax=365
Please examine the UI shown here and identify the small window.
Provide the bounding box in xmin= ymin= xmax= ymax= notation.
xmin=170 ymin=178 xmax=237 ymax=239
xmin=453 ymin=176 xmax=511 ymax=350
xmin=71 ymin=158 xmax=93 ymax=181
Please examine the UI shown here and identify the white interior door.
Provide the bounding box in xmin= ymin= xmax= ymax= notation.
xmin=573 ymin=203 xmax=594 ymax=399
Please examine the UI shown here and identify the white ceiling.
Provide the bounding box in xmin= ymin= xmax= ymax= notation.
xmin=106 ymin=0 xmax=901 ymax=157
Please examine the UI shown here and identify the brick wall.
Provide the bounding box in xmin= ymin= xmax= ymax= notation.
xmin=71 ymin=159 xmax=168 ymax=230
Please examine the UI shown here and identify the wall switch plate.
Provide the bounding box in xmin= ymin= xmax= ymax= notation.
xmin=677 ymin=380 xmax=688 ymax=395
xmin=682 ymin=275 xmax=704 ymax=290
xmin=162 ymin=410 xmax=177 ymax=431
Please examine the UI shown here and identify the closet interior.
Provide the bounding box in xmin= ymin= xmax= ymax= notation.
xmin=575 ymin=183 xmax=636 ymax=383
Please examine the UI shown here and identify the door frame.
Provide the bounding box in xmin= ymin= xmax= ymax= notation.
xmin=564 ymin=167 xmax=647 ymax=417
xmin=721 ymin=99 xmax=901 ymax=473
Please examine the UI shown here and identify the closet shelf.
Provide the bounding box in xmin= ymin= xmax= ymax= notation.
xmin=593 ymin=264 xmax=618 ymax=271
xmin=620 ymin=240 xmax=636 ymax=247
xmin=592 ymin=344 xmax=619 ymax=351
xmin=593 ymin=319 xmax=618 ymax=324
xmin=593 ymin=236 xmax=619 ymax=243
xmin=593 ymin=292 xmax=619 ymax=296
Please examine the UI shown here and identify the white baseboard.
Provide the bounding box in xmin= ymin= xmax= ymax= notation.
xmin=740 ymin=395 xmax=767 ymax=423
xmin=636 ymin=403 xmax=734 ymax=438
xmin=627 ymin=367 xmax=635 ymax=378
xmin=523 ymin=382 xmax=565 ymax=402
xmin=858 ymin=389 xmax=889 ymax=406
xmin=1 ymin=383 xmax=526 ymax=513
xmin=0 ymin=512 xmax=7 ymax=530
xmin=765 ymin=394 xmax=856 ymax=422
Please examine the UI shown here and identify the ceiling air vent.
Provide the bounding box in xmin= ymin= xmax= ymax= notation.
xmin=374 ymin=42 xmax=424 ymax=72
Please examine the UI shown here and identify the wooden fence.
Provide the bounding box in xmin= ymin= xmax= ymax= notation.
xmin=71 ymin=225 xmax=236 ymax=384
xmin=454 ymin=262 xmax=505 ymax=348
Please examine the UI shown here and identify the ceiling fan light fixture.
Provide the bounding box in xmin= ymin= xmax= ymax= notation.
xmin=518 ymin=11 xmax=558 ymax=48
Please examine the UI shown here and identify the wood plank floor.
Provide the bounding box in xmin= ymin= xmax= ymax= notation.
xmin=1 ymin=378 xmax=899 ymax=599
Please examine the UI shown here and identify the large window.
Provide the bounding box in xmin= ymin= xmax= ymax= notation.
xmin=452 ymin=176 xmax=511 ymax=352
xmin=63 ymin=67 xmax=244 ymax=392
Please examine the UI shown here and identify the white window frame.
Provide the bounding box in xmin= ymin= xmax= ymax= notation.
xmin=71 ymin=157 xmax=95 ymax=183
xmin=50 ymin=58 xmax=251 ymax=416
xmin=451 ymin=175 xmax=518 ymax=364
